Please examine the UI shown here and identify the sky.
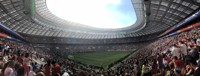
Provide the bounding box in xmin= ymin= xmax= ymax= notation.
xmin=46 ymin=0 xmax=137 ymax=29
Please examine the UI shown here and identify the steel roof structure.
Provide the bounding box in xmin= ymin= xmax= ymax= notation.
xmin=0 ymin=0 xmax=199 ymax=41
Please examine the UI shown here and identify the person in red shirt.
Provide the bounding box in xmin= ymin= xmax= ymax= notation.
xmin=54 ymin=63 xmax=61 ymax=74
xmin=52 ymin=61 xmax=61 ymax=75
xmin=152 ymin=59 xmax=158 ymax=76
xmin=45 ymin=60 xmax=51 ymax=76
xmin=17 ymin=54 xmax=23 ymax=64
xmin=165 ymin=56 xmax=171 ymax=64
xmin=172 ymin=56 xmax=185 ymax=76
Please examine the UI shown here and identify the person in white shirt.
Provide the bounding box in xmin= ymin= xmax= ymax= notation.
xmin=28 ymin=65 xmax=36 ymax=76
xmin=9 ymin=62 xmax=21 ymax=76
xmin=196 ymin=38 xmax=200 ymax=46
xmin=3 ymin=45 xmax=9 ymax=56
xmin=62 ymin=72 xmax=69 ymax=76
xmin=170 ymin=44 xmax=181 ymax=59
xmin=23 ymin=53 xmax=31 ymax=66
xmin=179 ymin=41 xmax=187 ymax=55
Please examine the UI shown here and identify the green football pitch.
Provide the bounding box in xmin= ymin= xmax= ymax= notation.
xmin=71 ymin=51 xmax=132 ymax=68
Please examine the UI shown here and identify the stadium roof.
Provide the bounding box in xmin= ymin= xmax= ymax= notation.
xmin=46 ymin=0 xmax=138 ymax=29
xmin=0 ymin=0 xmax=199 ymax=40
xmin=34 ymin=0 xmax=145 ymax=33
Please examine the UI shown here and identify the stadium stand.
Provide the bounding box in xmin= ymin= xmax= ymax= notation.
xmin=0 ymin=0 xmax=199 ymax=76
xmin=1 ymin=27 xmax=200 ymax=76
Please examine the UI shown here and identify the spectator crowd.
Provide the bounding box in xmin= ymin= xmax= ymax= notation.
xmin=0 ymin=27 xmax=200 ymax=76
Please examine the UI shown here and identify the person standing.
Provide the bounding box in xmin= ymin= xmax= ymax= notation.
xmin=52 ymin=61 xmax=61 ymax=75
xmin=4 ymin=61 xmax=14 ymax=76
xmin=45 ymin=60 xmax=51 ymax=76
xmin=185 ymin=55 xmax=200 ymax=76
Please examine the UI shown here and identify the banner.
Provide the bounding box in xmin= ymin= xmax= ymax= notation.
xmin=0 ymin=32 xmax=21 ymax=42
xmin=159 ymin=10 xmax=200 ymax=37
xmin=0 ymin=22 xmax=24 ymax=39
xmin=165 ymin=22 xmax=200 ymax=37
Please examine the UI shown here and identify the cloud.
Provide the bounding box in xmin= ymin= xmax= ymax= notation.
xmin=46 ymin=0 xmax=136 ymax=28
